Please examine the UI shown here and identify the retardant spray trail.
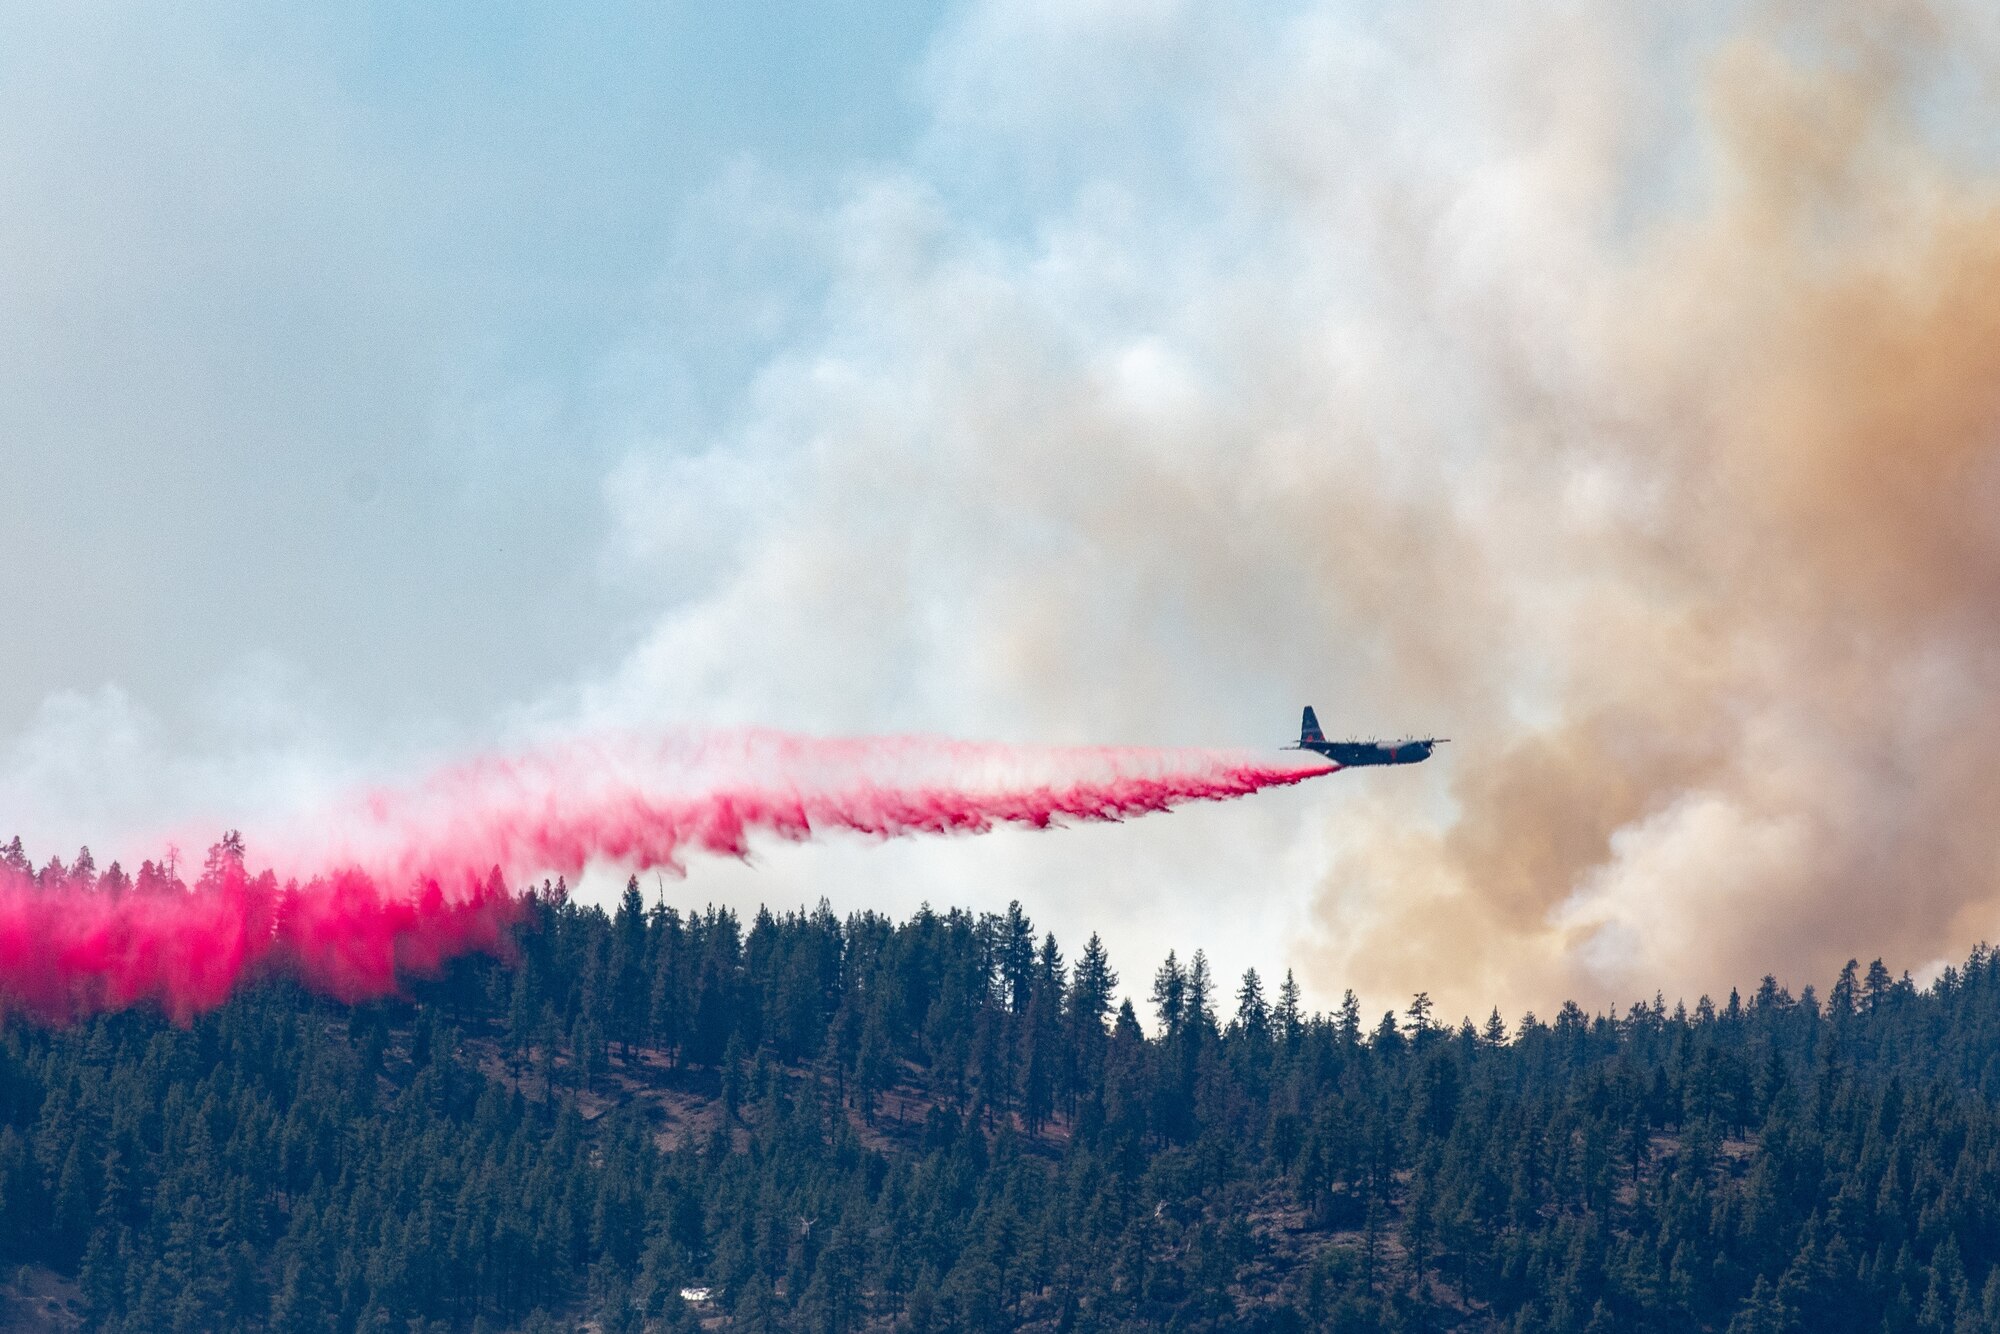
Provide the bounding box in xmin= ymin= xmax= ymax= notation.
xmin=0 ymin=730 xmax=1335 ymax=1023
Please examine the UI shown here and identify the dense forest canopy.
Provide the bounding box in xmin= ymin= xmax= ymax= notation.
xmin=1 ymin=839 xmax=1999 ymax=1332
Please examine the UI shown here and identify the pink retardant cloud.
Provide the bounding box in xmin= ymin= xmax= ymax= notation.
xmin=0 ymin=729 xmax=1334 ymax=1023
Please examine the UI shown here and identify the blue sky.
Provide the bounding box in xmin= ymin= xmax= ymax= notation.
xmin=0 ymin=0 xmax=951 ymax=746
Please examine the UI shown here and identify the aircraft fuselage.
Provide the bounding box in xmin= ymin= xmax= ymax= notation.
xmin=1300 ymin=738 xmax=1436 ymax=766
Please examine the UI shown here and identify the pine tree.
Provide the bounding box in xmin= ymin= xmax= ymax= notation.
xmin=1404 ymin=992 xmax=1434 ymax=1041
xmin=1235 ymin=969 xmax=1270 ymax=1044
xmin=610 ymin=878 xmax=650 ymax=1059
xmin=1150 ymin=952 xmax=1186 ymax=1036
xmin=853 ymin=1005 xmax=894 ymax=1125
xmin=999 ymin=902 xmax=1035 ymax=1015
xmin=1864 ymin=959 xmax=1894 ymax=1013
xmin=1372 ymin=1011 xmax=1403 ymax=1055
xmin=1071 ymin=934 xmax=1117 ymax=1030
xmin=1337 ymin=990 xmax=1363 ymax=1049
xmin=1186 ymin=950 xmax=1214 ymax=1034
xmin=1276 ymin=970 xmax=1303 ymax=1044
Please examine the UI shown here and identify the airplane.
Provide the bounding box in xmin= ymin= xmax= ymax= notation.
xmin=1287 ymin=706 xmax=1445 ymax=766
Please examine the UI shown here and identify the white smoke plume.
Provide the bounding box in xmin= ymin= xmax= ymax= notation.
xmin=588 ymin=0 xmax=2000 ymax=1019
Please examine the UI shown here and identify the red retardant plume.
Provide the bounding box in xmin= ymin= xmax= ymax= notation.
xmin=0 ymin=730 xmax=1335 ymax=1023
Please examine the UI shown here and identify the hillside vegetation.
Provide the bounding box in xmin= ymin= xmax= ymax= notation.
xmin=3 ymin=870 xmax=2000 ymax=1332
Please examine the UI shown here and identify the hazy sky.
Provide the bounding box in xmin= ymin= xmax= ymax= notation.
xmin=0 ymin=0 xmax=953 ymax=741
xmin=10 ymin=0 xmax=2000 ymax=1024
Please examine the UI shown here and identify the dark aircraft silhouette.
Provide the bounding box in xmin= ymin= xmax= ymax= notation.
xmin=1288 ymin=706 xmax=1444 ymax=766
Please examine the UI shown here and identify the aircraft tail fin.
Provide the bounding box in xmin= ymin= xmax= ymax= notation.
xmin=1300 ymin=706 xmax=1324 ymax=745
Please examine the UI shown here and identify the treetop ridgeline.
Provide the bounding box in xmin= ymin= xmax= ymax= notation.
xmin=0 ymin=849 xmax=1997 ymax=1331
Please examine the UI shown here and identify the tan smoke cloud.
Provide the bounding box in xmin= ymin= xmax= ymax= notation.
xmin=1302 ymin=1 xmax=2000 ymax=1018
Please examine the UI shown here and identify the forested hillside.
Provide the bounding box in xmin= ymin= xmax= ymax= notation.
xmin=4 ymin=862 xmax=2000 ymax=1332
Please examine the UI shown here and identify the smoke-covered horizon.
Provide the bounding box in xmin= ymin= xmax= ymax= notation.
xmin=9 ymin=1 xmax=2000 ymax=1023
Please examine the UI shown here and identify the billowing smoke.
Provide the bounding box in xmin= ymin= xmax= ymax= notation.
xmin=0 ymin=733 xmax=1329 ymax=1022
xmin=1295 ymin=2 xmax=2000 ymax=1016
xmin=583 ymin=0 xmax=2000 ymax=1020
